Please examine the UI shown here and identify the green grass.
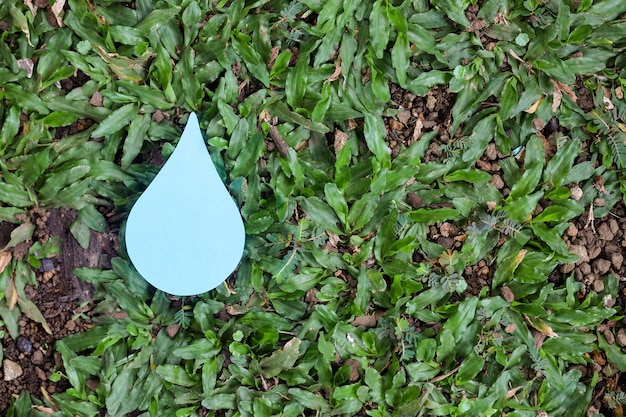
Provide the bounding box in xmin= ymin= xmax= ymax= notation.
xmin=1 ymin=0 xmax=626 ymax=415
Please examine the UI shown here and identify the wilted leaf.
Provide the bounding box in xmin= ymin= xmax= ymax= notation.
xmin=5 ymin=222 xmax=35 ymax=249
xmin=260 ymin=337 xmax=301 ymax=378
xmin=17 ymin=297 xmax=52 ymax=334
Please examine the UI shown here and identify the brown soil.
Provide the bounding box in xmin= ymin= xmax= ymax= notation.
xmin=0 ymin=208 xmax=118 ymax=412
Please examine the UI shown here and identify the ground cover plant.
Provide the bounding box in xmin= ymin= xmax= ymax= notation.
xmin=1 ymin=0 xmax=626 ymax=415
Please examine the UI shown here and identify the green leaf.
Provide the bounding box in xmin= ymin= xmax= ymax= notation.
xmin=543 ymin=140 xmax=581 ymax=188
xmin=288 ymin=388 xmax=331 ymax=413
xmin=41 ymin=111 xmax=79 ymax=128
xmin=91 ymin=103 xmax=139 ymax=138
xmin=455 ymin=351 xmax=485 ymax=385
xmin=156 ymin=364 xmax=200 ymax=387
xmin=266 ymin=100 xmax=330 ymax=133
xmin=363 ymin=113 xmax=391 ymax=168
xmin=530 ymin=223 xmax=575 ymax=260
xmin=232 ymin=31 xmax=270 ymax=88
xmin=231 ymin=132 xmax=263 ymax=178
xmin=69 ymin=219 xmax=91 ymax=249
xmin=568 ymin=24 xmax=593 ymax=43
xmin=21 ymin=148 xmax=50 ymax=188
xmin=432 ymin=0 xmax=470 ymax=27
xmin=299 ymin=197 xmax=342 ymax=234
xmin=324 ymin=183 xmax=349 ymax=226
xmin=532 ymin=58 xmax=576 ymax=84
xmin=78 ymin=205 xmax=108 ymax=233
xmin=285 ymin=53 xmax=309 ymax=109
xmin=409 ymin=207 xmax=460 ymax=223
xmin=391 ymin=32 xmax=409 ymax=86
xmin=121 ymin=113 xmax=151 ymax=169
xmin=0 ymin=182 xmax=32 ymax=207
xmin=509 ymin=165 xmax=542 ymax=200
xmin=462 ymin=115 xmax=497 ymax=162
xmin=444 ymin=169 xmax=492 ymax=184
xmin=369 ymin=0 xmax=390 ymax=59
xmin=599 ymin=332 xmax=626 ymax=372
xmin=532 ymin=203 xmax=582 ymax=223
xmin=499 ymin=76 xmax=518 ymax=120
xmin=135 ymin=7 xmax=181 ymax=34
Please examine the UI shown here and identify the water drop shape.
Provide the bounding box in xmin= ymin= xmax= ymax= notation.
xmin=125 ymin=112 xmax=245 ymax=296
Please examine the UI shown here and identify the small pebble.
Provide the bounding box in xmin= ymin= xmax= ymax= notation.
xmin=3 ymin=359 xmax=23 ymax=381
xmin=617 ymin=328 xmax=626 ymax=348
xmin=40 ymin=258 xmax=55 ymax=272
xmin=16 ymin=336 xmax=32 ymax=354
xmin=593 ymin=279 xmax=605 ymax=293
xmin=32 ymin=350 xmax=44 ymax=365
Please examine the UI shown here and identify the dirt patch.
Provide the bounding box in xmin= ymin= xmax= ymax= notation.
xmin=386 ymin=84 xmax=456 ymax=158
xmin=0 ymin=208 xmax=118 ymax=413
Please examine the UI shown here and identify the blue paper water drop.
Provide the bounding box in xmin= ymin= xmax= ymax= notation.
xmin=125 ymin=112 xmax=245 ymax=296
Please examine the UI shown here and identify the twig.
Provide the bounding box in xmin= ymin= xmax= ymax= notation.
xmin=268 ymin=125 xmax=290 ymax=158
xmin=584 ymin=203 xmax=596 ymax=234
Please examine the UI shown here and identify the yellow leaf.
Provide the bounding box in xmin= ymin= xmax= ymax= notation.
xmin=525 ymin=315 xmax=558 ymax=338
xmin=511 ymin=249 xmax=527 ymax=272
xmin=524 ymin=96 xmax=544 ymax=114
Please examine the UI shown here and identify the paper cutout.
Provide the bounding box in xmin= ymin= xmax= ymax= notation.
xmin=125 ymin=112 xmax=245 ymax=296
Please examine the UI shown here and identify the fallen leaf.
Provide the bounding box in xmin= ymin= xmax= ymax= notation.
xmin=501 ymin=286 xmax=515 ymax=302
xmin=412 ymin=116 xmax=424 ymax=143
xmin=23 ymin=0 xmax=36 ymax=15
xmin=324 ymin=231 xmax=340 ymax=253
xmin=351 ymin=315 xmax=378 ymax=328
xmin=17 ymin=297 xmax=53 ymax=334
xmin=51 ymin=0 xmax=65 ymax=26
xmin=551 ymin=82 xmax=562 ymax=112
xmin=553 ymin=80 xmax=577 ymax=102
xmin=17 ymin=58 xmax=34 ymax=78
xmin=334 ymin=129 xmax=348 ymax=155
xmin=506 ymin=386 xmax=523 ymax=399
xmin=6 ymin=276 xmax=18 ymax=310
xmin=93 ymin=45 xmax=152 ymax=82
xmin=32 ymin=406 xmax=55 ymax=414
xmin=268 ymin=45 xmax=281 ymax=68
xmin=0 ymin=251 xmax=12 ymax=274
xmin=325 ymin=56 xmax=342 ymax=84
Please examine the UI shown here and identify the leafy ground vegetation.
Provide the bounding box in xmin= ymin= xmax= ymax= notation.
xmin=1 ymin=0 xmax=626 ymax=415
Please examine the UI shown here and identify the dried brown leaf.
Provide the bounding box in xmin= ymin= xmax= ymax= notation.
xmin=551 ymin=81 xmax=562 ymax=112
xmin=501 ymin=286 xmax=515 ymax=302
xmin=51 ymin=0 xmax=66 ymax=26
xmin=0 ymin=251 xmax=12 ymax=274
xmin=6 ymin=276 xmax=18 ymax=310
xmin=506 ymin=386 xmax=523 ymax=399
xmin=351 ymin=315 xmax=378 ymax=328
xmin=23 ymin=0 xmax=36 ymax=15
xmin=412 ymin=116 xmax=424 ymax=143
xmin=334 ymin=129 xmax=349 ymax=155
xmin=325 ymin=57 xmax=342 ymax=84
